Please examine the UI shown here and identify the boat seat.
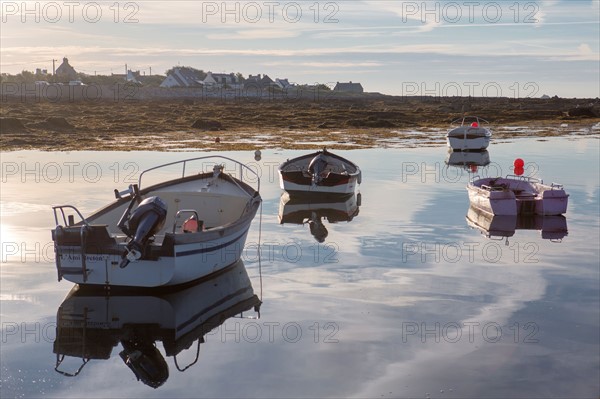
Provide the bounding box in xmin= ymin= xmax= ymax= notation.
xmin=516 ymin=192 xmax=536 ymax=198
xmin=182 ymin=217 xmax=204 ymax=233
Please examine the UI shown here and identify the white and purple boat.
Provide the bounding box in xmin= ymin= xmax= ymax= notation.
xmin=467 ymin=175 xmax=569 ymax=216
xmin=278 ymin=149 xmax=361 ymax=196
xmin=51 ymin=156 xmax=261 ymax=288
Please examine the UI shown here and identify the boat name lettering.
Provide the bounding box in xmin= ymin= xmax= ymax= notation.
xmin=61 ymin=254 xmax=108 ymax=262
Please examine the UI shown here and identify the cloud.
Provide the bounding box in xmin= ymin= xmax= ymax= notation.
xmin=263 ymin=61 xmax=384 ymax=68
xmin=578 ymin=43 xmax=593 ymax=56
xmin=206 ymin=28 xmax=300 ymax=40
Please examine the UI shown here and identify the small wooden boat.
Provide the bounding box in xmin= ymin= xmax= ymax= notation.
xmin=466 ymin=206 xmax=568 ymax=242
xmin=278 ymin=149 xmax=361 ymax=195
xmin=51 ymin=156 xmax=261 ymax=288
xmin=53 ymin=260 xmax=261 ymax=387
xmin=447 ymin=116 xmax=492 ymax=151
xmin=467 ymin=175 xmax=568 ymax=216
xmin=278 ymin=192 xmax=360 ymax=242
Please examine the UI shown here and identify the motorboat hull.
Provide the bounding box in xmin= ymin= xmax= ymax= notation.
xmin=467 ymin=177 xmax=569 ymax=216
xmin=447 ymin=126 xmax=491 ymax=151
xmin=447 ymin=117 xmax=492 ymax=151
xmin=278 ymin=150 xmax=361 ymax=195
xmin=54 ymin=225 xmax=253 ymax=287
xmin=52 ymin=157 xmax=261 ymax=288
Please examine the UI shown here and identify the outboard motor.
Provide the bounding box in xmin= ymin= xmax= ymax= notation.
xmin=119 ymin=338 xmax=169 ymax=389
xmin=119 ymin=196 xmax=168 ymax=268
xmin=308 ymin=152 xmax=328 ymax=185
xmin=308 ymin=212 xmax=328 ymax=243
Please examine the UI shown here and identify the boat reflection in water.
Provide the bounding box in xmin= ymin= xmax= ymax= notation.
xmin=53 ymin=260 xmax=261 ymax=388
xmin=466 ymin=205 xmax=568 ymax=243
xmin=278 ymin=192 xmax=360 ymax=243
xmin=445 ymin=149 xmax=490 ymax=172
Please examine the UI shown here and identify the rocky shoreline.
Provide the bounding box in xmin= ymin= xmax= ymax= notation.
xmin=1 ymin=97 xmax=599 ymax=151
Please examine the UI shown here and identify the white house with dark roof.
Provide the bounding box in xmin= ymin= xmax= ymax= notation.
xmin=334 ymin=81 xmax=364 ymax=93
xmin=244 ymin=74 xmax=278 ymax=89
xmin=203 ymin=72 xmax=241 ymax=88
xmin=275 ymin=78 xmax=293 ymax=89
xmin=160 ymin=67 xmax=204 ymax=88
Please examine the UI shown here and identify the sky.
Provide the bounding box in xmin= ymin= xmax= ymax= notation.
xmin=1 ymin=0 xmax=599 ymax=98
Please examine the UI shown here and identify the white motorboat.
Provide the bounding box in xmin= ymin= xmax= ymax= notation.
xmin=278 ymin=192 xmax=360 ymax=242
xmin=467 ymin=175 xmax=568 ymax=216
xmin=466 ymin=205 xmax=568 ymax=242
xmin=447 ymin=116 xmax=492 ymax=151
xmin=53 ymin=260 xmax=261 ymax=388
xmin=278 ymin=149 xmax=361 ymax=195
xmin=51 ymin=156 xmax=261 ymax=288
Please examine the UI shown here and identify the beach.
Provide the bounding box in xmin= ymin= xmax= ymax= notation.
xmin=1 ymin=96 xmax=598 ymax=151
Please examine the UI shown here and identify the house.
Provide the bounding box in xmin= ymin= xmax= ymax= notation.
xmin=275 ymin=78 xmax=293 ymax=89
xmin=203 ymin=72 xmax=240 ymax=88
xmin=244 ymin=74 xmax=277 ymax=89
xmin=160 ymin=67 xmax=204 ymax=88
xmin=334 ymin=81 xmax=364 ymax=94
xmin=55 ymin=57 xmax=78 ymax=80
xmin=126 ymin=70 xmax=141 ymax=84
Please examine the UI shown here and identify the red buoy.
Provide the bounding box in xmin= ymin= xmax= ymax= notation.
xmin=471 ymin=122 xmax=479 ymax=128
xmin=514 ymin=166 xmax=524 ymax=176
xmin=514 ymin=158 xmax=524 ymax=169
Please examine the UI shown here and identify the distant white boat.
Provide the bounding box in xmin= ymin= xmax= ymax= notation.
xmin=466 ymin=206 xmax=568 ymax=242
xmin=51 ymin=156 xmax=261 ymax=288
xmin=447 ymin=116 xmax=492 ymax=151
xmin=278 ymin=149 xmax=361 ymax=195
xmin=53 ymin=260 xmax=261 ymax=387
xmin=467 ymin=175 xmax=569 ymax=216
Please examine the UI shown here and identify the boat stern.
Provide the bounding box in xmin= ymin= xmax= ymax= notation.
xmin=536 ymin=188 xmax=569 ymax=215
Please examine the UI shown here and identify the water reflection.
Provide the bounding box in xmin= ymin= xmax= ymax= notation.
xmin=0 ymin=142 xmax=597 ymax=398
xmin=445 ymin=149 xmax=491 ymax=173
xmin=53 ymin=260 xmax=260 ymax=388
xmin=466 ymin=205 xmax=569 ymax=243
xmin=278 ymin=192 xmax=361 ymax=242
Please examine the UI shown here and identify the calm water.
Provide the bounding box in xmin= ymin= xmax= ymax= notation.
xmin=1 ymin=137 xmax=599 ymax=398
